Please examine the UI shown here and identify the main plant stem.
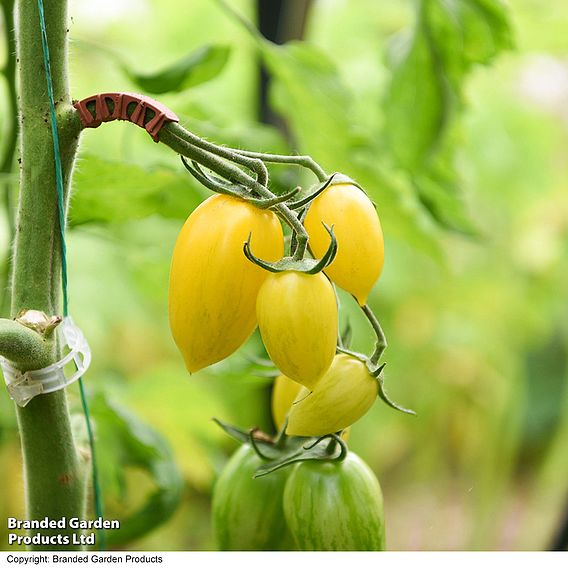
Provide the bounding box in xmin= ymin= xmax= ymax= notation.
xmin=0 ymin=0 xmax=17 ymax=200
xmin=11 ymin=0 xmax=85 ymax=549
xmin=0 ymin=0 xmax=17 ymax=315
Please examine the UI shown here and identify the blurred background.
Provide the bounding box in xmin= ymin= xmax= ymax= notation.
xmin=1 ymin=0 xmax=567 ymax=551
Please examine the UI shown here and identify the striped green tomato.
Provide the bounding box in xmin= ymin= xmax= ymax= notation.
xmin=283 ymin=452 xmax=386 ymax=551
xmin=212 ymin=444 xmax=294 ymax=551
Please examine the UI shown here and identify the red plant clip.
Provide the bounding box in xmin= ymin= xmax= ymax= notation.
xmin=73 ymin=92 xmax=179 ymax=142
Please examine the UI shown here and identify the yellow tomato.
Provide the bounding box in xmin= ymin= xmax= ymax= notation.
xmin=256 ymin=271 xmax=337 ymax=390
xmin=271 ymin=374 xmax=303 ymax=431
xmin=286 ymin=354 xmax=378 ymax=436
xmin=169 ymin=194 xmax=284 ymax=373
xmin=304 ymin=183 xmax=384 ymax=305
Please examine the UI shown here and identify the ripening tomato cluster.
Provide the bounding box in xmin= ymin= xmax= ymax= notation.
xmin=168 ymin=180 xmax=385 ymax=436
xmin=169 ymin=174 xmax=390 ymax=551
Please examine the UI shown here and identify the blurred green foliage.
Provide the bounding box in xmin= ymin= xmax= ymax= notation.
xmin=1 ymin=0 xmax=567 ymax=551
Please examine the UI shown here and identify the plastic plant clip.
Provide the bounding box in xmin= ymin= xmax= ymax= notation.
xmin=0 ymin=317 xmax=91 ymax=407
xmin=73 ymin=92 xmax=179 ymax=142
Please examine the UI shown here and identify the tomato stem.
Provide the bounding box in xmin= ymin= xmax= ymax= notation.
xmin=161 ymin=125 xmax=258 ymax=191
xmin=160 ymin=122 xmax=311 ymax=259
xmin=230 ymin=149 xmax=328 ymax=182
xmin=0 ymin=0 xmax=17 ymax=315
xmin=360 ymin=303 xmax=388 ymax=365
xmin=287 ymin=174 xmax=336 ymax=209
xmin=170 ymin=123 xmax=269 ymax=186
xmin=0 ymin=318 xmax=54 ymax=367
xmin=180 ymin=156 xmax=258 ymax=201
xmin=249 ymin=430 xmax=271 ymax=460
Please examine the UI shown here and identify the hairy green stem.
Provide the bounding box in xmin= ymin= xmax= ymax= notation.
xmin=181 ymin=158 xmax=298 ymax=208
xmin=360 ymin=303 xmax=387 ymax=365
xmin=176 ymin=123 xmax=328 ymax=182
xmin=160 ymin=122 xmax=310 ymax=259
xmin=10 ymin=0 xmax=86 ymax=550
xmin=0 ymin=0 xmax=17 ymax=174
xmin=0 ymin=318 xmax=53 ymax=368
xmin=162 ymin=125 xmax=259 ymax=192
xmin=175 ymin=125 xmax=269 ymax=187
xmin=232 ymin=149 xmax=327 ymax=181
xmin=0 ymin=0 xmax=18 ymax=315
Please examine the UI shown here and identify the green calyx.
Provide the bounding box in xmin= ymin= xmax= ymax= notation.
xmin=243 ymin=222 xmax=337 ymax=274
xmin=334 ymin=345 xmax=416 ymax=416
xmin=287 ymin=175 xmax=337 ymax=210
xmin=324 ymin=172 xmax=370 ymax=198
xmin=213 ymin=419 xmax=348 ymax=479
xmin=366 ymin=359 xmax=415 ymax=416
xmin=355 ymin=302 xmax=417 ymax=413
xmin=376 ymin=371 xmax=416 ymax=416
xmin=286 ymin=172 xmax=365 ymax=210
xmin=314 ymin=172 xmax=380 ymax=210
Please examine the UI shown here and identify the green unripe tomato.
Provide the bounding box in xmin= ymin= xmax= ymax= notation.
xmin=283 ymin=452 xmax=386 ymax=551
xmin=212 ymin=444 xmax=294 ymax=551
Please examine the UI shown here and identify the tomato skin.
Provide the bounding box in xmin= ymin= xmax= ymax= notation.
xmin=169 ymin=195 xmax=284 ymax=373
xmin=272 ymin=374 xmax=303 ymax=431
xmin=283 ymin=452 xmax=386 ymax=551
xmin=256 ymin=271 xmax=338 ymax=390
xmin=304 ymin=183 xmax=384 ymax=305
xmin=212 ymin=445 xmax=294 ymax=551
xmin=286 ymin=354 xmax=377 ymax=437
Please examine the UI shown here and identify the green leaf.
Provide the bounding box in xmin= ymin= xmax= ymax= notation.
xmin=415 ymin=169 xmax=479 ymax=236
xmin=123 ymin=45 xmax=231 ymax=94
xmin=384 ymin=0 xmax=513 ymax=166
xmin=70 ymin=155 xmax=208 ymax=225
xmin=384 ymin=0 xmax=512 ymax=233
xmin=385 ymin=26 xmax=449 ymax=171
xmin=430 ymin=0 xmax=513 ymax=75
xmin=91 ymin=393 xmax=184 ymax=546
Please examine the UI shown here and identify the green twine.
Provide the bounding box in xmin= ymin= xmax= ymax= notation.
xmin=36 ymin=0 xmax=106 ymax=551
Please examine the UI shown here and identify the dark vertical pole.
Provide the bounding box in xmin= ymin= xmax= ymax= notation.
xmin=550 ymin=497 xmax=568 ymax=551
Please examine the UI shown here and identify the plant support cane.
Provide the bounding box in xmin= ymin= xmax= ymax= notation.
xmin=0 ymin=0 xmax=87 ymax=550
